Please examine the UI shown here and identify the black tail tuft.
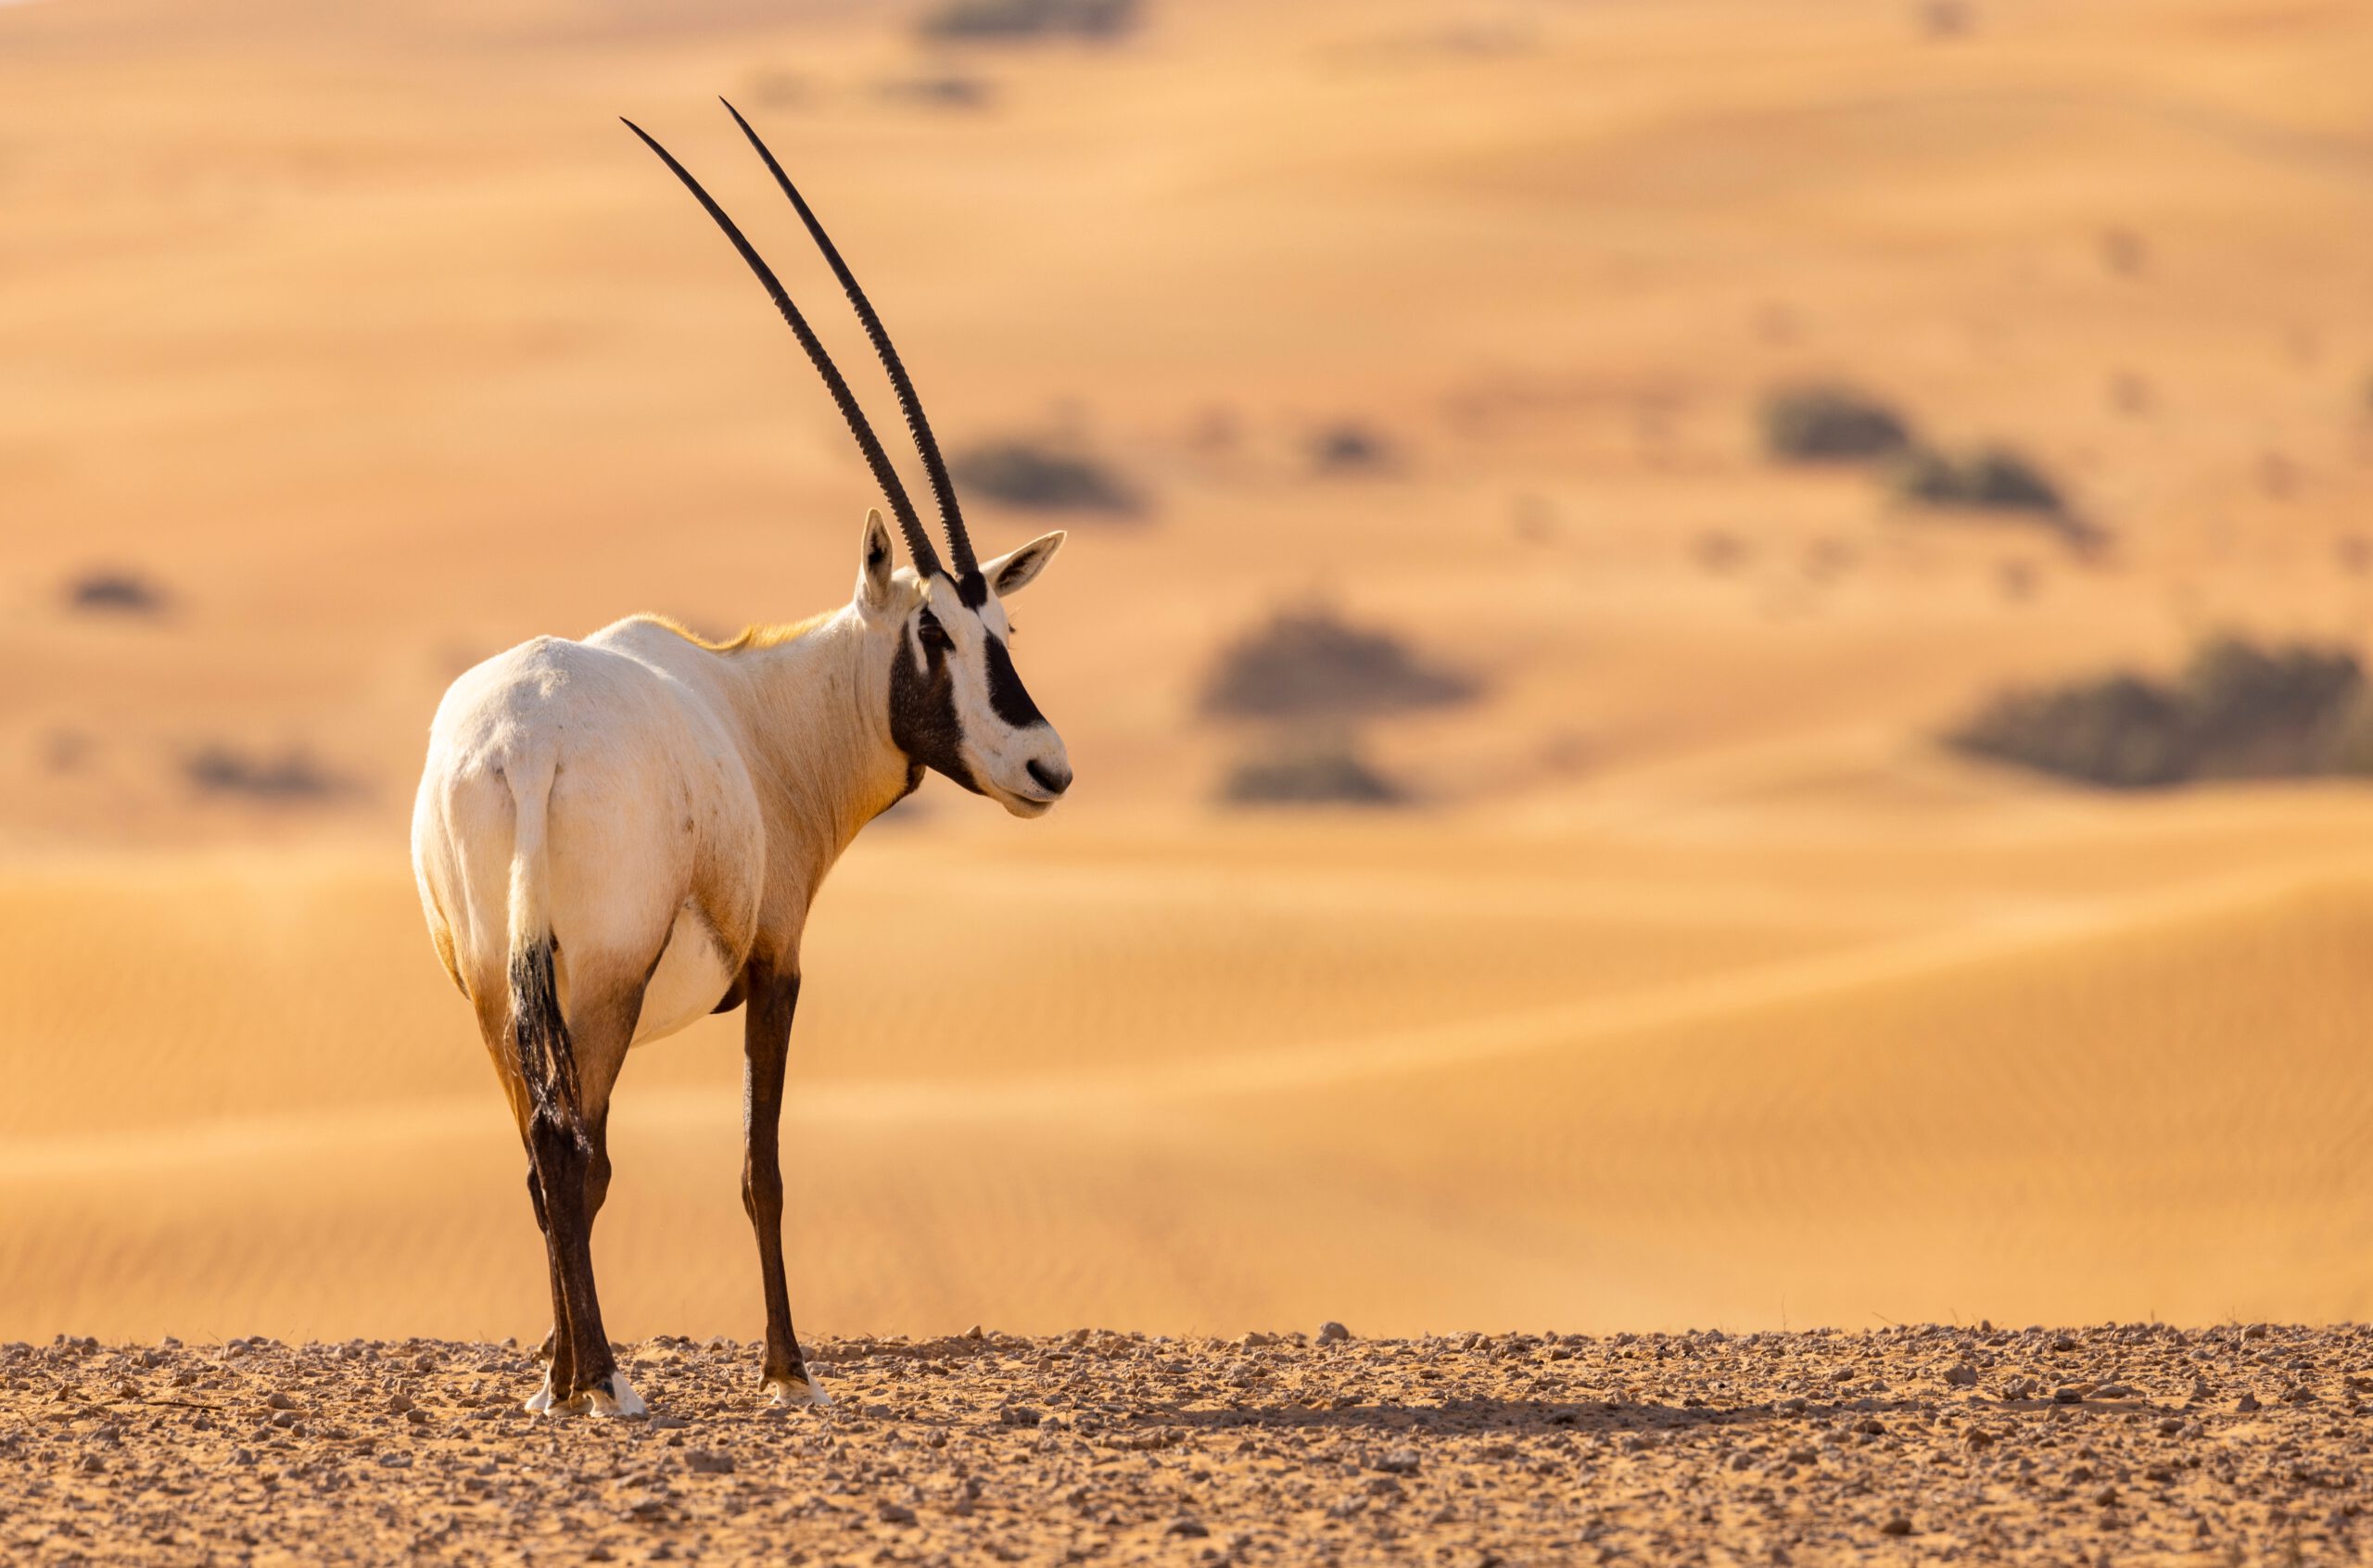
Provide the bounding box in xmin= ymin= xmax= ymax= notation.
xmin=510 ymin=936 xmax=584 ymax=1143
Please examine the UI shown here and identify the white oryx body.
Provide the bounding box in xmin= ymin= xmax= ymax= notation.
xmin=408 ymin=104 xmax=1073 ymax=1416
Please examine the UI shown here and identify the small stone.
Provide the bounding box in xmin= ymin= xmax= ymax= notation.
xmin=1168 ymin=1519 xmax=1211 ymax=1538
xmin=651 ymin=1414 xmax=689 ymax=1431
xmin=684 ymin=1449 xmax=735 ymax=1475
xmin=386 ymin=1392 xmax=415 ymax=1414
xmin=1880 ymin=1517 xmax=1912 ymax=1536
xmin=1944 ymin=1363 xmax=1977 ymax=1387
xmin=878 ymin=1502 xmax=916 ymax=1525
xmin=999 ymin=1405 xmax=1042 ymax=1427
xmin=963 ymin=1324 xmax=985 ymax=1341
xmin=1376 ymin=1448 xmax=1421 ymax=1474
xmin=264 ymin=1391 xmax=298 ymax=1410
xmin=2237 ymin=1392 xmax=2261 ymax=1413
xmin=1318 ymin=1321 xmax=1351 ymax=1344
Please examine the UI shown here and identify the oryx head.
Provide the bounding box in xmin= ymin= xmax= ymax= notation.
xmin=628 ymin=102 xmax=1073 ymax=817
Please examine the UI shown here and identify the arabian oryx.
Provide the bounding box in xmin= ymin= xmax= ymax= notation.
xmin=410 ymin=104 xmax=1072 ymax=1415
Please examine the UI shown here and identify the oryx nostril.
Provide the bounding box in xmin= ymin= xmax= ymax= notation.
xmin=1026 ymin=758 xmax=1072 ymax=797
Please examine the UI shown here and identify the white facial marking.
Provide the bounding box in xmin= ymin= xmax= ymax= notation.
xmin=920 ymin=575 xmax=1069 ymax=818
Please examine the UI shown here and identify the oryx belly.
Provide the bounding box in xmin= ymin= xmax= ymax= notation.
xmin=632 ymin=901 xmax=739 ymax=1046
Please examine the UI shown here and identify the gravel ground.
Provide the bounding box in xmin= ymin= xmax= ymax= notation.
xmin=4 ymin=1322 xmax=2368 ymax=1565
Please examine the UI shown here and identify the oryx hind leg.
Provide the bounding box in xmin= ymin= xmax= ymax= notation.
xmin=513 ymin=956 xmax=647 ymax=1419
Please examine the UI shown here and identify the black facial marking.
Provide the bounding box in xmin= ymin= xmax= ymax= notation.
xmin=887 ymin=621 xmax=981 ymax=794
xmin=982 ymin=632 xmax=1046 ymax=729
xmin=955 ymin=570 xmax=989 ymax=610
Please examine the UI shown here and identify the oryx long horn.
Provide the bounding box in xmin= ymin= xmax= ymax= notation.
xmin=622 ymin=117 xmax=947 ymax=580
xmin=720 ymin=98 xmax=982 ymax=589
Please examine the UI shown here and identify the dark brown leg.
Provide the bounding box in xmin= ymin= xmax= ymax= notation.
xmin=528 ymin=1098 xmax=623 ymax=1408
xmin=526 ymin=1163 xmax=574 ymax=1410
xmin=742 ymin=964 xmax=823 ymax=1404
xmin=527 ymin=1106 xmax=611 ymax=1405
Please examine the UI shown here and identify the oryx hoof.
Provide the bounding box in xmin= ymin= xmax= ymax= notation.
xmin=765 ymin=1370 xmax=831 ymax=1409
xmin=533 ymin=1371 xmax=646 ymax=1418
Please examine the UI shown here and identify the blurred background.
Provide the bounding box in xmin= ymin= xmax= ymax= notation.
xmin=6 ymin=0 xmax=2373 ymax=1343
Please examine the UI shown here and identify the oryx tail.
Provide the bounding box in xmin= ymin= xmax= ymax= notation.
xmin=504 ymin=751 xmax=582 ymax=1139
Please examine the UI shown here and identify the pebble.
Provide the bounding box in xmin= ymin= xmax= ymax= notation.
xmin=1318 ymin=1321 xmax=1351 ymax=1344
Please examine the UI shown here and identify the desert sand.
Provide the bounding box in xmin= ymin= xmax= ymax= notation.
xmin=7 ymin=0 xmax=2373 ymax=1359
xmin=8 ymin=1323 xmax=2368 ymax=1565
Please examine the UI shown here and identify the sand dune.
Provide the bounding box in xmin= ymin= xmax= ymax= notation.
xmin=9 ymin=790 xmax=2373 ymax=1342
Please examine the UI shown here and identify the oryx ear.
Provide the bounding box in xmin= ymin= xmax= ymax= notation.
xmin=980 ymin=530 xmax=1065 ymax=599
xmin=857 ymin=508 xmax=896 ymax=609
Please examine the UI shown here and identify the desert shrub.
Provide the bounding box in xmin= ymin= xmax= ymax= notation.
xmin=1890 ymin=444 xmax=2063 ymax=513
xmin=1759 ymin=385 xmax=1913 ymax=463
xmin=1199 ymin=608 xmax=1479 ymax=721
xmin=1219 ymin=738 xmax=1403 ymax=807
xmin=920 ymin=0 xmax=1137 ymax=42
xmin=1952 ymin=673 xmax=2189 ymax=788
xmin=952 ymin=440 xmax=1138 ymax=514
xmin=66 ymin=569 xmax=167 ymax=615
xmin=185 ymin=746 xmax=349 ymax=803
xmin=877 ymin=74 xmax=993 ymax=110
xmin=1310 ymin=423 xmax=1393 ymax=473
xmin=1948 ymin=636 xmax=2373 ymax=789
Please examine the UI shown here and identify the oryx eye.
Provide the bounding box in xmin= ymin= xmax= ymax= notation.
xmin=918 ymin=613 xmax=954 ymax=653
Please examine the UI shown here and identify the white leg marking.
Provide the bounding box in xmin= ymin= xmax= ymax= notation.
xmin=577 ymin=1372 xmax=647 ymax=1419
xmin=765 ymin=1366 xmax=831 ymax=1409
xmin=535 ymin=1370 xmax=646 ymax=1418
